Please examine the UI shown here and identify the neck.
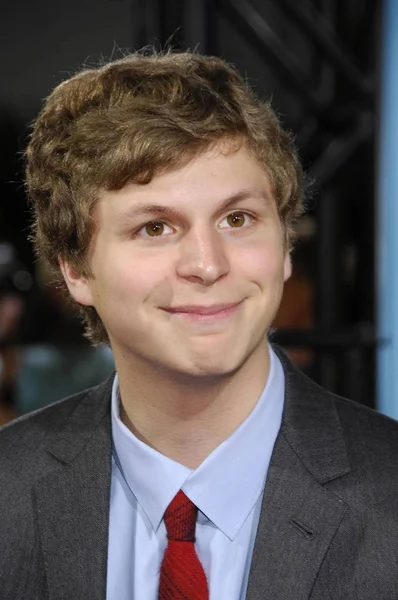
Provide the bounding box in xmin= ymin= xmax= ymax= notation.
xmin=114 ymin=342 xmax=271 ymax=469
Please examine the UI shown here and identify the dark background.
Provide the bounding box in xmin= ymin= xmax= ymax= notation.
xmin=0 ymin=0 xmax=379 ymax=421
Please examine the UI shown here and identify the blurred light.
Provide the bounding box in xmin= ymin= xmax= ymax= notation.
xmin=0 ymin=243 xmax=15 ymax=265
xmin=13 ymin=270 xmax=33 ymax=292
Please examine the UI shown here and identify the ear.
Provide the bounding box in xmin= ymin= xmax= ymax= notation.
xmin=59 ymin=257 xmax=95 ymax=307
xmin=283 ymin=251 xmax=292 ymax=282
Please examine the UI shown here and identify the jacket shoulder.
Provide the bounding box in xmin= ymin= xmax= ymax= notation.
xmin=0 ymin=378 xmax=112 ymax=600
xmin=0 ymin=378 xmax=110 ymax=475
xmin=324 ymin=391 xmax=398 ymax=508
xmin=333 ymin=392 xmax=398 ymax=457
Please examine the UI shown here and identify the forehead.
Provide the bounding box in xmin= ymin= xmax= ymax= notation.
xmin=98 ymin=143 xmax=274 ymax=216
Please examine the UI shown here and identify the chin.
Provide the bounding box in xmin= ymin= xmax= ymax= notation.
xmin=174 ymin=351 xmax=248 ymax=380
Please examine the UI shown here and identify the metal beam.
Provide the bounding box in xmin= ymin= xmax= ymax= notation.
xmin=307 ymin=113 xmax=373 ymax=187
xmin=219 ymin=0 xmax=326 ymax=116
xmin=280 ymin=0 xmax=373 ymax=99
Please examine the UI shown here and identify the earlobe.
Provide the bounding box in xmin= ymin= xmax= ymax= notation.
xmin=283 ymin=252 xmax=292 ymax=282
xmin=59 ymin=257 xmax=95 ymax=307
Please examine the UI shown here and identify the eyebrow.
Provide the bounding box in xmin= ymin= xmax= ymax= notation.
xmin=117 ymin=189 xmax=271 ymax=222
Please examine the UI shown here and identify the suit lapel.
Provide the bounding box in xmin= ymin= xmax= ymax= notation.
xmin=33 ymin=379 xmax=113 ymax=600
xmin=246 ymin=348 xmax=351 ymax=600
xmin=246 ymin=435 xmax=347 ymax=600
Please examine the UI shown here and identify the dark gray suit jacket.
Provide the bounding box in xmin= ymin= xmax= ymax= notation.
xmin=1 ymin=349 xmax=398 ymax=600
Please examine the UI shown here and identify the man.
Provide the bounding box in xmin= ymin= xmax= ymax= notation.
xmin=1 ymin=50 xmax=398 ymax=600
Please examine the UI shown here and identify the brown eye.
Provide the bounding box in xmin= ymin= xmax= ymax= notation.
xmin=145 ymin=222 xmax=165 ymax=236
xmin=226 ymin=212 xmax=246 ymax=227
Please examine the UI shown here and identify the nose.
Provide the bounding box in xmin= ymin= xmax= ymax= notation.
xmin=175 ymin=225 xmax=230 ymax=285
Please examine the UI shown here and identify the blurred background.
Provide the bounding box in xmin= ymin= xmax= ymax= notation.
xmin=1 ymin=0 xmax=396 ymax=424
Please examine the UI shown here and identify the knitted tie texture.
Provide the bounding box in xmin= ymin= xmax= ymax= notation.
xmin=158 ymin=490 xmax=209 ymax=600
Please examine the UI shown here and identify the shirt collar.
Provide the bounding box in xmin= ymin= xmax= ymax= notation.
xmin=111 ymin=344 xmax=284 ymax=540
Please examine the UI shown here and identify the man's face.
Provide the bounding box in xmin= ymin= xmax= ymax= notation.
xmin=63 ymin=143 xmax=291 ymax=379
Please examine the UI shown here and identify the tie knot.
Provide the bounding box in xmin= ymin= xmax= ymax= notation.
xmin=164 ymin=490 xmax=198 ymax=542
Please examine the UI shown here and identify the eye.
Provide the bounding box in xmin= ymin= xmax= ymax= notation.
xmin=134 ymin=211 xmax=255 ymax=240
xmin=136 ymin=221 xmax=173 ymax=238
xmin=220 ymin=211 xmax=255 ymax=229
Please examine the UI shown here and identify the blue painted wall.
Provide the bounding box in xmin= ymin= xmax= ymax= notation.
xmin=377 ymin=0 xmax=398 ymax=418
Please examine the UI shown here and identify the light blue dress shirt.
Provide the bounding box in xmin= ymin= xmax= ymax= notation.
xmin=106 ymin=345 xmax=285 ymax=600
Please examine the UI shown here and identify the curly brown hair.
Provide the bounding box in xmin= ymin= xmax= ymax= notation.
xmin=25 ymin=49 xmax=304 ymax=344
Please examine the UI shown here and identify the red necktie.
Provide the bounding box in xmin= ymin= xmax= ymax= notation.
xmin=158 ymin=489 xmax=209 ymax=600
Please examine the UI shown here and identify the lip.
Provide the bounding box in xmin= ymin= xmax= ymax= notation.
xmin=164 ymin=302 xmax=242 ymax=316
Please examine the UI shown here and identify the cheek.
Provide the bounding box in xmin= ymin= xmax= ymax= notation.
xmin=104 ymin=251 xmax=171 ymax=302
xmin=236 ymin=243 xmax=285 ymax=281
